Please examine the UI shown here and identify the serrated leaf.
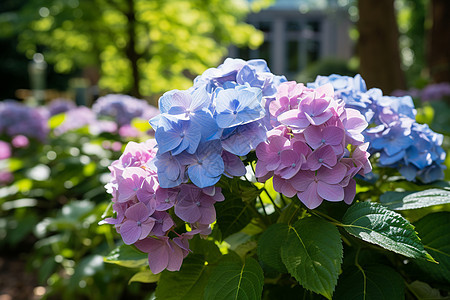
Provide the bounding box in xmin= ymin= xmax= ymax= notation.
xmin=104 ymin=244 xmax=148 ymax=268
xmin=334 ymin=265 xmax=404 ymax=300
xmin=129 ymin=270 xmax=160 ymax=284
xmin=204 ymin=253 xmax=264 ymax=300
xmin=257 ymin=223 xmax=289 ymax=273
xmin=215 ymin=191 xmax=253 ymax=239
xmin=342 ymin=202 xmax=434 ymax=261
xmin=412 ymin=212 xmax=450 ymax=284
xmin=155 ymin=255 xmax=209 ymax=300
xmin=380 ymin=189 xmax=450 ymax=210
xmin=280 ymin=216 xmax=342 ymax=299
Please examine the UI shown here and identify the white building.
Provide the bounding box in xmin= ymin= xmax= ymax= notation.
xmin=229 ymin=0 xmax=353 ymax=79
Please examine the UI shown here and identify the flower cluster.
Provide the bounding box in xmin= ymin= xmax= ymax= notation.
xmin=104 ymin=58 xmax=286 ymax=273
xmin=149 ymin=58 xmax=286 ymax=188
xmin=392 ymin=82 xmax=450 ymax=102
xmin=0 ymin=100 xmax=49 ymax=141
xmin=104 ymin=140 xmax=223 ymax=274
xmin=47 ymin=98 xmax=76 ymax=116
xmin=309 ymin=74 xmax=446 ymax=183
xmin=52 ymin=95 xmax=159 ymax=137
xmin=93 ymin=94 xmax=159 ymax=127
xmin=256 ymin=81 xmax=372 ymax=209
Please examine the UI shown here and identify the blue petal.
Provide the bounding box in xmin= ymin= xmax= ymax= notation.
xmin=155 ymin=117 xmax=183 ymax=154
xmin=188 ymin=164 xmax=221 ymax=188
xmin=191 ymin=110 xmax=219 ymax=141
xmin=158 ymin=90 xmax=180 ymax=114
xmin=190 ymin=85 xmax=211 ymax=111
xmin=203 ymin=154 xmax=225 ymax=177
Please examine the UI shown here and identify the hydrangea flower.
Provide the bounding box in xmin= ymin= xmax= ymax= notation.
xmin=256 ymin=81 xmax=371 ymax=209
xmin=0 ymin=100 xmax=48 ymax=141
xmin=93 ymin=94 xmax=159 ymax=127
xmin=311 ymin=74 xmax=446 ymax=183
xmin=46 ymin=98 xmax=76 ymax=116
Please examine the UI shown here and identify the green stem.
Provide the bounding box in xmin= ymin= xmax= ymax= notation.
xmin=310 ymin=210 xmax=343 ymax=227
xmin=354 ymin=247 xmax=367 ymax=300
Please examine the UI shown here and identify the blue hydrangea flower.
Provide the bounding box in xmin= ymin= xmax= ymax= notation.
xmin=310 ymin=74 xmax=446 ymax=183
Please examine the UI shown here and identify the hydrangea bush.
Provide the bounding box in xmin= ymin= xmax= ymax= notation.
xmin=102 ymin=59 xmax=450 ymax=300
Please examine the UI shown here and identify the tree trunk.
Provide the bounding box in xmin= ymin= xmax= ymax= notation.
xmin=428 ymin=0 xmax=450 ymax=83
xmin=358 ymin=0 xmax=405 ymax=93
xmin=125 ymin=0 xmax=142 ymax=98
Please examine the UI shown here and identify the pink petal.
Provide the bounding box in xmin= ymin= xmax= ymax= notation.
xmin=289 ymin=170 xmax=315 ymax=191
xmin=280 ymin=149 xmax=299 ymax=166
xmin=278 ymin=110 xmax=310 ymax=129
xmin=317 ymin=181 xmax=344 ymax=201
xmin=140 ymin=218 xmax=156 ymax=239
xmin=309 ymin=97 xmax=330 ymax=116
xmin=315 ymin=83 xmax=334 ymax=98
xmin=125 ymin=202 xmax=150 ymax=222
xmin=120 ymin=220 xmax=141 ymax=245
xmin=305 ymin=110 xmax=333 ymax=126
xmin=148 ymin=243 xmax=169 ymax=274
xmin=303 ymin=126 xmax=323 ymax=149
xmin=323 ymin=126 xmax=345 ymax=145
xmin=273 ymin=175 xmax=297 ymax=197
xmin=343 ymin=179 xmax=357 ymax=205
xmin=317 ymin=163 xmax=347 ymax=184
xmin=166 ymin=240 xmax=184 ymax=271
xmin=297 ymin=182 xmax=322 ymax=209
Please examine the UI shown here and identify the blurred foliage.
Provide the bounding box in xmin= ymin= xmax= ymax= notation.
xmin=0 ymin=0 xmax=266 ymax=97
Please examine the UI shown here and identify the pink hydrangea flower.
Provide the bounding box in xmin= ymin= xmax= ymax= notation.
xmin=256 ymin=82 xmax=371 ymax=208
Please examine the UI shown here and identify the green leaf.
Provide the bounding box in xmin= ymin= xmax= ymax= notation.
xmin=215 ymin=189 xmax=254 ymax=239
xmin=104 ymin=244 xmax=148 ymax=268
xmin=334 ymin=265 xmax=405 ymax=300
xmin=257 ymin=223 xmax=289 ymax=273
xmin=49 ymin=113 xmax=66 ymax=129
xmin=129 ymin=270 xmax=160 ymax=284
xmin=155 ymin=255 xmax=209 ymax=300
xmin=411 ymin=212 xmax=450 ymax=284
xmin=188 ymin=236 xmax=222 ymax=264
xmin=342 ymin=202 xmax=434 ymax=261
xmin=407 ymin=281 xmax=448 ymax=299
xmin=380 ymin=189 xmax=450 ymax=210
xmin=204 ymin=253 xmax=264 ymax=300
xmin=280 ymin=216 xmax=342 ymax=299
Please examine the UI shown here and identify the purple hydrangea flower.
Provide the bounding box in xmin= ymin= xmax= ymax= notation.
xmin=46 ymin=98 xmax=76 ymax=116
xmin=93 ymin=94 xmax=159 ymax=127
xmin=0 ymin=100 xmax=48 ymax=141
